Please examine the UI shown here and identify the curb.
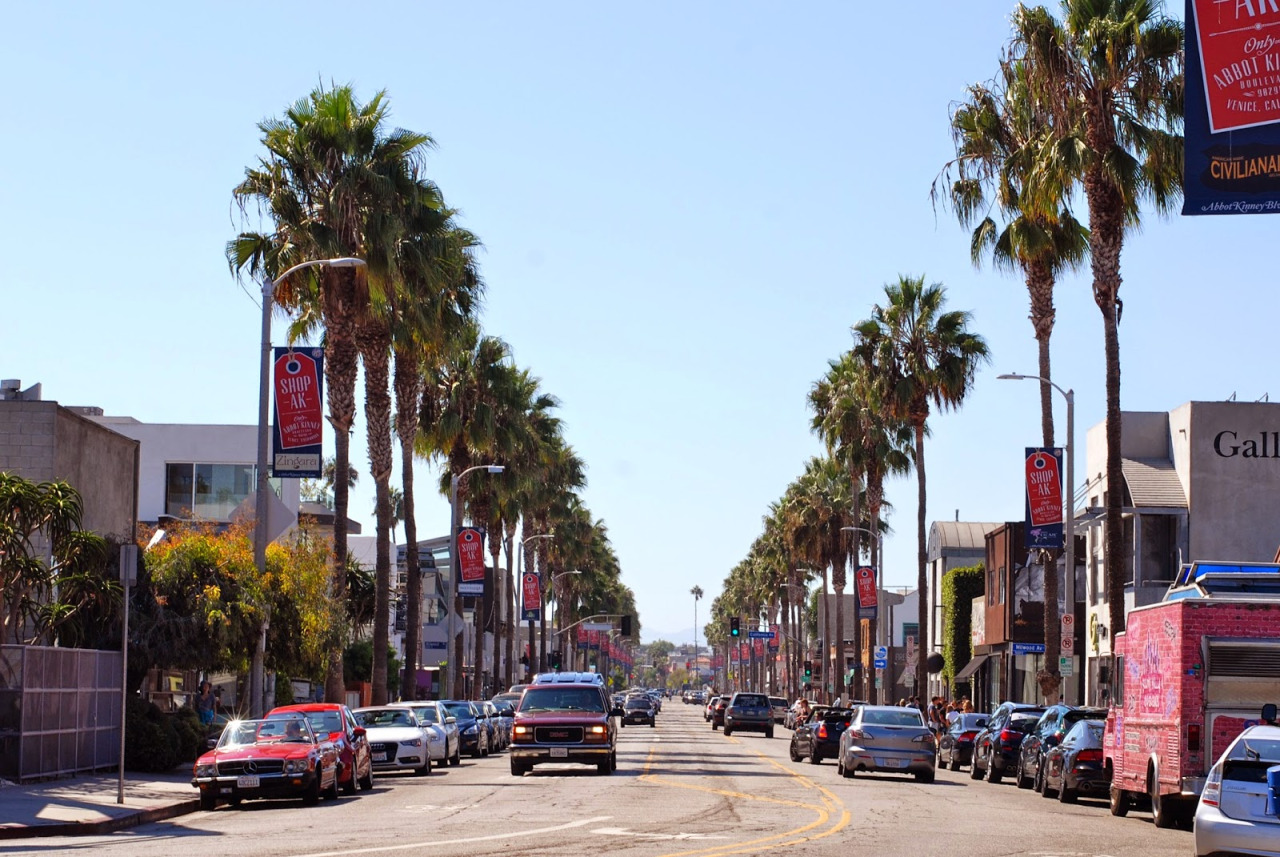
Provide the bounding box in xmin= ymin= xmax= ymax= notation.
xmin=0 ymin=799 xmax=201 ymax=840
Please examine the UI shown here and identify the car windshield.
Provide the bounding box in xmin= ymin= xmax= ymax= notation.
xmin=735 ymin=695 xmax=767 ymax=706
xmin=1009 ymin=714 xmax=1041 ymax=733
xmin=444 ymin=703 xmax=474 ymax=719
xmin=770 ymin=697 xmax=787 ymax=707
xmin=863 ymin=709 xmax=925 ymax=727
xmin=625 ymin=698 xmax=651 ymax=710
xmin=518 ymin=687 xmax=605 ymax=713
xmin=955 ymin=714 xmax=988 ymax=730
xmin=412 ymin=707 xmax=440 ymax=724
xmin=1066 ymin=720 xmax=1104 ymax=746
xmin=218 ymin=717 xmax=312 ymax=748
xmin=358 ymin=709 xmax=415 ymax=727
xmin=269 ymin=709 xmax=342 ymax=735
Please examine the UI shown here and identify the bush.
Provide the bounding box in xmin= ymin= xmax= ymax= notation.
xmin=124 ymin=696 xmax=204 ymax=772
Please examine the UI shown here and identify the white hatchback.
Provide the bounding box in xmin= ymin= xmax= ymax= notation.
xmin=1194 ymin=719 xmax=1280 ymax=857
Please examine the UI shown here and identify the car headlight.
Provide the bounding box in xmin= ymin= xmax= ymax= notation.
xmin=283 ymin=758 xmax=313 ymax=774
xmin=402 ymin=737 xmax=422 ymax=748
xmin=463 ymin=724 xmax=477 ymax=735
xmin=513 ymin=725 xmax=530 ymax=735
xmin=194 ymin=763 xmax=215 ymax=778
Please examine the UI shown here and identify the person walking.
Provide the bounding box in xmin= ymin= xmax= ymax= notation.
xmin=194 ymin=681 xmax=217 ymax=727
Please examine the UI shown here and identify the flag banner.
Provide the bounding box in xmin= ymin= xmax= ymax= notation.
xmin=1184 ymin=0 xmax=1280 ymax=214
xmin=768 ymin=623 xmax=780 ymax=652
xmin=1024 ymin=448 xmax=1065 ymax=550
xmin=521 ymin=571 xmax=541 ymax=622
xmin=456 ymin=527 xmax=486 ymax=595
xmin=856 ymin=565 xmax=878 ymax=610
xmin=271 ymin=347 xmax=324 ymax=478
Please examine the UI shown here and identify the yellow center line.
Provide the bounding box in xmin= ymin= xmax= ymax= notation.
xmin=638 ymin=736 xmax=851 ymax=857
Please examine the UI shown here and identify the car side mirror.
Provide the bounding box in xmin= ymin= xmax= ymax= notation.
xmin=353 ymin=726 xmax=366 ymax=739
xmin=446 ymin=716 xmax=457 ymax=724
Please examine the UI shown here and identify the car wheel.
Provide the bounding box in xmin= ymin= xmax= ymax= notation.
xmin=450 ymin=747 xmax=461 ymax=766
xmin=611 ymin=751 xmax=618 ymax=772
xmin=1015 ymin=756 xmax=1033 ymax=789
xmin=1058 ymin=779 xmax=1077 ymax=803
xmin=358 ymin=761 xmax=374 ymax=791
xmin=510 ymin=759 xmax=528 ymax=776
xmin=969 ymin=754 xmax=984 ymax=780
xmin=621 ymin=721 xmax=626 ymax=728
xmin=415 ymin=758 xmax=432 ymax=776
xmin=712 ymin=722 xmax=718 ymax=731
xmin=789 ymin=742 xmax=802 ymax=762
xmin=724 ymin=727 xmax=733 ymax=737
xmin=949 ymin=754 xmax=961 ymax=772
xmin=199 ymin=790 xmax=217 ymax=811
xmin=985 ymin=757 xmax=1002 ymax=783
xmin=1150 ymin=774 xmax=1177 ymax=829
xmin=915 ymin=769 xmax=935 ymax=784
xmin=303 ymin=776 xmax=321 ymax=806
xmin=340 ymin=763 xmax=357 ymax=795
xmin=324 ymin=768 xmax=341 ymax=800
xmin=1109 ymin=784 xmax=1131 ymax=817
xmin=765 ymin=728 xmax=774 ymax=739
xmin=1042 ymin=774 xmax=1058 ymax=799
xmin=597 ymin=758 xmax=612 ymax=775
xmin=650 ymin=720 xmax=655 ymax=728
xmin=809 ymin=749 xmax=822 ymax=765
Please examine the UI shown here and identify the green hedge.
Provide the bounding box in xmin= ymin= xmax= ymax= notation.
xmin=124 ymin=696 xmax=205 ymax=772
xmin=941 ymin=563 xmax=985 ymax=696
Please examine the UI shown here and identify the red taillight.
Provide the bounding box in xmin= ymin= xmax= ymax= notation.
xmin=1076 ymin=749 xmax=1103 ymax=763
xmin=999 ymin=730 xmax=1017 ymax=744
xmin=817 ymin=724 xmax=828 ymax=739
xmin=960 ymin=731 xmax=978 ymax=741
xmin=1188 ymin=724 xmax=1201 ymax=753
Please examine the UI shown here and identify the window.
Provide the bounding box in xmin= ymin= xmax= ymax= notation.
xmin=998 ymin=565 xmax=1006 ymax=604
xmin=165 ymin=462 xmax=256 ymax=519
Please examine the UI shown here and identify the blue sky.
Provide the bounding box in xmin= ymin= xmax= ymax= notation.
xmin=4 ymin=2 xmax=1275 ymax=645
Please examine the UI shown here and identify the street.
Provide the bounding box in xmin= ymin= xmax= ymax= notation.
xmin=3 ymin=705 xmax=1194 ymax=857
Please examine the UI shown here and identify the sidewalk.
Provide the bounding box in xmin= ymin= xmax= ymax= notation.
xmin=0 ymin=770 xmax=199 ymax=839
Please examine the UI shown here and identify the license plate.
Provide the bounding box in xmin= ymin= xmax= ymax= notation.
xmin=236 ymin=775 xmax=260 ymax=788
xmin=550 ymin=747 xmax=568 ymax=758
xmin=876 ymin=758 xmax=907 ymax=769
xmin=372 ymin=752 xmax=387 ymax=762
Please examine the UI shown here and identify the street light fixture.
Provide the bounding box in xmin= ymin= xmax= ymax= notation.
xmin=999 ymin=372 xmax=1076 ymax=694
xmin=447 ymin=463 xmax=505 ymax=698
xmin=252 ymin=256 xmax=366 ymax=717
xmin=519 ymin=533 xmax=554 ymax=680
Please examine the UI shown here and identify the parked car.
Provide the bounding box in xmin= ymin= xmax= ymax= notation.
xmin=191 ymin=715 xmax=339 ymax=810
xmin=442 ymin=700 xmax=489 ymax=758
xmin=1193 ymin=716 xmax=1280 ymax=855
xmin=789 ymin=706 xmax=854 ymax=765
xmin=267 ymin=702 xmax=373 ymax=795
xmin=705 ymin=696 xmax=720 ymax=722
xmin=621 ymin=695 xmax=656 ymax=727
xmin=724 ymin=692 xmax=774 ymax=738
xmin=480 ymin=700 xmax=506 ymax=751
xmin=970 ymin=703 xmax=1045 ymax=783
xmin=509 ymin=680 xmax=624 ymax=776
xmin=1014 ymin=704 xmax=1107 ymax=791
xmin=1041 ymin=719 xmax=1109 ymax=803
xmin=769 ymin=697 xmax=789 ymax=725
xmin=837 ymin=705 xmax=936 ymax=783
xmin=709 ymin=696 xmax=729 ymax=729
xmin=937 ymin=712 xmax=989 ymax=771
xmin=490 ymin=697 xmax=517 ymax=748
xmin=398 ymin=700 xmax=460 ymax=767
xmin=354 ymin=706 xmax=432 ymax=776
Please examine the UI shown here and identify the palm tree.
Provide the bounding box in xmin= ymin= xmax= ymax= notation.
xmin=229 ymin=84 xmax=432 ymax=703
xmin=690 ymin=585 xmax=704 ymax=670
xmin=854 ymin=276 xmax=988 ymax=700
xmin=1012 ymin=0 xmax=1183 ymax=643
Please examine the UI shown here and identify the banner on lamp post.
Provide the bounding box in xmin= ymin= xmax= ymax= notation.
xmin=521 ymin=571 xmax=541 ymax=622
xmin=1024 ymin=448 xmax=1064 ymax=550
xmin=455 ymin=527 xmax=486 ymax=596
xmin=768 ymin=623 xmax=779 ymax=652
xmin=271 ymin=347 xmax=324 ymax=478
xmin=855 ymin=565 xmax=878 ymax=610
xmin=1183 ymin=0 xmax=1280 ymax=215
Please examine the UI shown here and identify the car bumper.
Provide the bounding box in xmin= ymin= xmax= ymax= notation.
xmin=724 ymin=717 xmax=772 ymax=732
xmin=193 ymin=772 xmax=319 ymax=801
xmin=1194 ymin=805 xmax=1280 ymax=857
xmin=1064 ymin=766 xmax=1111 ymax=794
xmin=622 ymin=714 xmax=654 ymax=724
xmin=844 ymin=748 xmax=936 ymax=775
xmin=510 ymin=745 xmax=612 ymax=766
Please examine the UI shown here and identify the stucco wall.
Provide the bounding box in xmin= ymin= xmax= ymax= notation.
xmin=1187 ymin=400 xmax=1280 ymax=562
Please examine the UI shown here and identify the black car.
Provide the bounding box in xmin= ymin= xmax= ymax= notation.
xmin=937 ymin=712 xmax=989 ymax=771
xmin=1013 ymin=704 xmax=1108 ymax=791
xmin=1041 ymin=719 xmax=1109 ymax=802
xmin=621 ymin=696 xmax=656 ymax=727
xmin=789 ymin=707 xmax=854 ymax=765
xmin=442 ymin=700 xmax=489 ymax=758
xmin=970 ymin=702 xmax=1045 ymax=783
xmin=723 ymin=692 xmax=774 ymax=738
xmin=709 ymin=696 xmax=729 ymax=729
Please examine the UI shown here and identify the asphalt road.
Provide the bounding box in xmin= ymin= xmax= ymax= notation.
xmin=2 ymin=704 xmax=1195 ymax=857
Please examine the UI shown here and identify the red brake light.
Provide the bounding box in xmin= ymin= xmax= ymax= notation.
xmin=999 ymin=730 xmax=1017 ymax=744
xmin=817 ymin=724 xmax=828 ymax=739
xmin=1076 ymin=749 xmax=1103 ymax=763
xmin=1188 ymin=724 xmax=1201 ymax=752
xmin=960 ymin=731 xmax=978 ymax=740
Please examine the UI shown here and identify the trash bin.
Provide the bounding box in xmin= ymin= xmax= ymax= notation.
xmin=1267 ymin=765 xmax=1280 ymax=817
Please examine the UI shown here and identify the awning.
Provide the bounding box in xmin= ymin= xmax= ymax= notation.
xmin=1121 ymin=458 xmax=1187 ymax=508
xmin=954 ymin=654 xmax=989 ymax=682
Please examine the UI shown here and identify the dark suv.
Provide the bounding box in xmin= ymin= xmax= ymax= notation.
xmin=509 ymin=682 xmax=624 ymax=776
xmin=970 ymin=702 xmax=1046 ymax=783
xmin=724 ymin=692 xmax=774 ymax=738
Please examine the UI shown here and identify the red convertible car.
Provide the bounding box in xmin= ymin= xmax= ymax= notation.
xmin=268 ymin=702 xmax=374 ymax=794
xmin=192 ymin=715 xmax=339 ymax=810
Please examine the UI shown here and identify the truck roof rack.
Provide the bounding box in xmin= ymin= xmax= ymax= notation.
xmin=1166 ymin=561 xmax=1280 ymax=601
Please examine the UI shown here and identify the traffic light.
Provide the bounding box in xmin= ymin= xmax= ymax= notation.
xmin=803 ymin=660 xmax=812 ymax=679
xmin=686 ymin=660 xmax=692 ymax=670
xmin=620 ymin=615 xmax=632 ymax=636
xmin=730 ymin=617 xmax=741 ymax=636
xmin=550 ymin=649 xmax=562 ymax=670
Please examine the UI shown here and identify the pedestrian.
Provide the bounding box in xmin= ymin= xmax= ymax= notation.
xmin=194 ymin=681 xmax=216 ymax=727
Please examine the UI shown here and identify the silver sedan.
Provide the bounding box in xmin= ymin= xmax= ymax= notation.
xmin=837 ymin=705 xmax=936 ymax=783
xmin=1193 ymin=722 xmax=1280 ymax=856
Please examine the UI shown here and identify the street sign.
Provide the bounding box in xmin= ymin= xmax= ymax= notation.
xmin=1061 ymin=636 xmax=1075 ymax=653
xmin=747 ymin=630 xmax=773 ymax=639
xmin=1061 ymin=613 xmax=1075 ymax=633
xmin=874 ymin=645 xmax=888 ymax=661
xmin=1012 ymin=642 xmax=1045 ymax=656
xmin=1059 ymin=656 xmax=1074 ymax=676
xmin=873 ymin=658 xmax=888 ymax=669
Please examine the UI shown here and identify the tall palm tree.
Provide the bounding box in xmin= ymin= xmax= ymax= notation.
xmin=229 ymin=84 xmax=431 ymax=703
xmin=1013 ymin=0 xmax=1183 ymax=643
xmin=690 ymin=585 xmax=704 ymax=669
xmin=854 ymin=277 xmax=988 ymax=699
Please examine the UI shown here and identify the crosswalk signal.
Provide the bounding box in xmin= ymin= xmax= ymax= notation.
xmin=804 ymin=660 xmax=812 ymax=679
xmin=730 ymin=617 xmax=741 ymax=637
xmin=551 ymin=649 xmax=562 ymax=670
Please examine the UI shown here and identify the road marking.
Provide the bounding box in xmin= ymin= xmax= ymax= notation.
xmin=594 ymin=827 xmax=730 ymax=840
xmin=399 ymin=804 xmax=472 ymax=812
xmin=290 ymin=816 xmax=612 ymax=857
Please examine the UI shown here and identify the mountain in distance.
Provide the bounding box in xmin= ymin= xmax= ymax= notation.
xmin=640 ymin=627 xmax=702 ymax=648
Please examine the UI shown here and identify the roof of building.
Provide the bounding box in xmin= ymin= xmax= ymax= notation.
xmin=298 ymin=501 xmax=363 ymax=535
xmin=928 ymin=521 xmax=1002 ymax=557
xmin=1121 ymin=457 xmax=1187 ymax=508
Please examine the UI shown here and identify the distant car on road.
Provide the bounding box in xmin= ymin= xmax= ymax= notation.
xmin=789 ymin=706 xmax=854 ymax=765
xmin=621 ymin=695 xmax=656 ymax=727
xmin=723 ymin=692 xmax=774 ymax=738
xmin=837 ymin=705 xmax=936 ymax=783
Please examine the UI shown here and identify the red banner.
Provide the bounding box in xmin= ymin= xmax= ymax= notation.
xmin=1025 ymin=451 xmax=1063 ymax=527
xmin=768 ymin=623 xmax=779 ymax=651
xmin=273 ymin=350 xmax=323 ymax=449
xmin=1192 ymin=0 xmax=1280 ymax=133
xmin=521 ymin=571 xmax=541 ymax=621
xmin=456 ymin=527 xmax=485 ymax=594
xmin=753 ymin=638 xmax=764 ymax=656
xmin=856 ymin=566 xmax=878 ymax=610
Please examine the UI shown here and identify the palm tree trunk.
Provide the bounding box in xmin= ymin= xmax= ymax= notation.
xmin=324 ymin=302 xmax=360 ymax=704
xmin=915 ymin=422 xmax=928 ymax=702
xmin=820 ymin=567 xmax=831 ymax=703
xmin=359 ymin=325 xmax=395 ymax=706
xmin=1031 ymin=274 xmax=1061 ymax=705
xmin=503 ymin=529 xmax=515 ymax=690
xmin=394 ymin=350 xmax=422 ymax=701
xmin=489 ymin=528 xmax=503 ymax=697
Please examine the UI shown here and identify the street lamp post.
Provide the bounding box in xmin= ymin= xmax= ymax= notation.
xmin=519 ymin=533 xmax=554 ymax=681
xmin=253 ymin=256 xmax=365 ymax=717
xmin=999 ymin=373 xmax=1075 ymax=700
xmin=842 ymin=526 xmax=884 ymax=703
xmin=551 ymin=569 xmax=581 ymax=668
xmin=448 ymin=463 xmax=505 ymax=698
